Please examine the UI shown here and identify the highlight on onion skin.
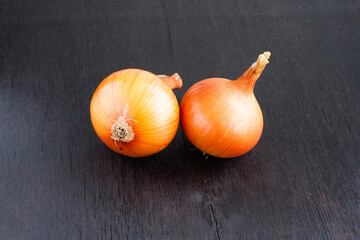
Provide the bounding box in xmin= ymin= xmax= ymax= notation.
xmin=90 ymin=69 xmax=182 ymax=158
xmin=180 ymin=52 xmax=271 ymax=158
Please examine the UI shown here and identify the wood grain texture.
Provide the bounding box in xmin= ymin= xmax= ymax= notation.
xmin=1 ymin=0 xmax=359 ymax=239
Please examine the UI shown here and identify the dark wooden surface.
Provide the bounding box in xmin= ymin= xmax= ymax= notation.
xmin=1 ymin=0 xmax=359 ymax=239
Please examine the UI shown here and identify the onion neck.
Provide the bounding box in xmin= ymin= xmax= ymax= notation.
xmin=157 ymin=73 xmax=183 ymax=89
xmin=235 ymin=51 xmax=270 ymax=94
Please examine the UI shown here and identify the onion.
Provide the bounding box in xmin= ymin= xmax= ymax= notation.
xmin=90 ymin=69 xmax=182 ymax=157
xmin=180 ymin=52 xmax=271 ymax=158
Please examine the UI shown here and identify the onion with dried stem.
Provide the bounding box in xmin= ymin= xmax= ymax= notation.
xmin=90 ymin=69 xmax=182 ymax=157
xmin=180 ymin=52 xmax=271 ymax=158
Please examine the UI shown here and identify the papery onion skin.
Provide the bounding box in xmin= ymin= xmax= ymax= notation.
xmin=90 ymin=69 xmax=182 ymax=158
xmin=180 ymin=52 xmax=270 ymax=158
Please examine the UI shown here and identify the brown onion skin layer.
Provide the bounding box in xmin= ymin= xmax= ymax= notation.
xmin=180 ymin=78 xmax=263 ymax=158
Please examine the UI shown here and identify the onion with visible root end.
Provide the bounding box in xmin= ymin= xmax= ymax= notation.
xmin=180 ymin=52 xmax=271 ymax=158
xmin=90 ymin=69 xmax=182 ymax=158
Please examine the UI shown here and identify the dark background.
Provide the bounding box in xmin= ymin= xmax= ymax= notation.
xmin=1 ymin=0 xmax=359 ymax=239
